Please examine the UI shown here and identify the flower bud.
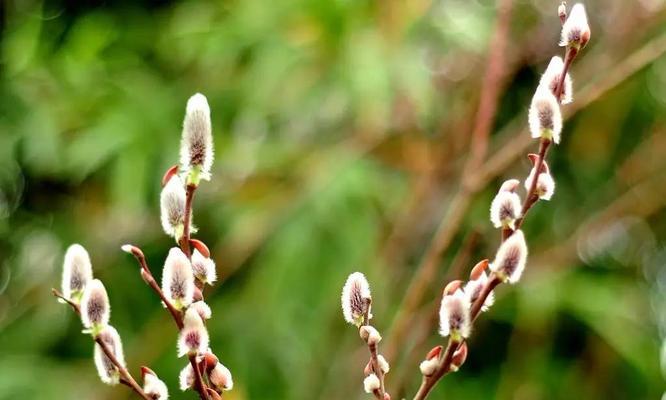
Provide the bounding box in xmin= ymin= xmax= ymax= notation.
xmin=359 ymin=325 xmax=382 ymax=346
xmin=560 ymin=3 xmax=590 ymax=49
xmin=189 ymin=238 xmax=210 ymax=258
xmin=377 ymin=354 xmax=390 ymax=374
xmin=162 ymin=248 xmax=195 ymax=310
xmin=469 ymin=259 xmax=489 ymax=280
xmin=161 ymin=165 xmax=180 ymax=187
xmin=490 ymin=181 xmax=522 ymax=229
xmin=443 ymin=280 xmax=463 ymax=296
xmin=93 ymin=325 xmax=125 ymax=385
xmin=160 ymin=175 xmax=188 ymax=240
xmin=61 ymin=244 xmax=93 ymax=303
xmin=190 ymin=300 xmax=212 ymax=321
xmin=426 ymin=345 xmax=443 ymax=361
xmin=203 ymin=351 xmax=219 ymax=372
xmin=142 ymin=367 xmax=169 ymax=399
xmin=490 ymin=230 xmax=528 ymax=284
xmin=363 ymin=373 xmax=381 ymax=393
xmin=529 ymin=88 xmax=562 ymax=144
xmin=191 ymin=249 xmax=217 ymax=285
xmin=178 ymin=308 xmax=209 ymax=357
xmin=81 ymin=279 xmax=110 ymax=333
xmin=179 ymin=363 xmax=194 ymax=391
xmin=438 ymin=288 xmax=471 ymax=339
xmin=558 ymin=2 xmax=567 ymax=24
xmin=180 ymin=93 xmax=214 ymax=184
xmin=539 ymin=56 xmax=573 ymax=104
xmin=464 ymin=270 xmax=495 ymax=313
xmin=341 ymin=272 xmax=371 ymax=327
xmin=209 ymin=362 xmax=233 ymax=391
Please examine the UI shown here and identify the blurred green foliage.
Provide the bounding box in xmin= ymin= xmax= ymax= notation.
xmin=1 ymin=0 xmax=665 ymax=399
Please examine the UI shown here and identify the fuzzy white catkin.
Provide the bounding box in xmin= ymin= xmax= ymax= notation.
xmin=464 ymin=271 xmax=495 ymax=313
xmin=179 ymin=363 xmax=195 ymax=391
xmin=209 ymin=363 xmax=234 ymax=391
xmin=419 ymin=358 xmax=438 ymax=376
xmin=560 ymin=4 xmax=590 ymax=48
xmin=94 ymin=325 xmax=125 ymax=385
xmin=62 ymin=244 xmax=93 ymax=302
xmin=525 ymin=168 xmax=556 ymax=201
xmin=191 ymin=249 xmax=217 ymax=285
xmin=363 ymin=374 xmax=381 ymax=393
xmin=438 ymin=289 xmax=471 ymax=338
xmin=377 ymin=355 xmax=390 ymax=374
xmin=177 ymin=308 xmax=209 ymax=357
xmin=162 ymin=248 xmax=195 ymax=309
xmin=539 ymin=56 xmax=573 ymax=104
xmin=491 ymin=230 xmax=528 ymax=284
xmin=180 ymin=93 xmax=214 ymax=180
xmin=81 ymin=279 xmax=110 ymax=329
xmin=160 ymin=175 xmax=187 ymax=238
xmin=341 ymin=272 xmax=371 ymax=326
xmin=190 ymin=300 xmax=212 ymax=320
xmin=489 ymin=189 xmax=522 ymax=229
xmin=143 ymin=372 xmax=169 ymax=399
xmin=529 ymin=88 xmax=563 ymax=144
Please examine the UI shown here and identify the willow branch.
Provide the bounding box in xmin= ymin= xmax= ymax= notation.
xmin=52 ymin=289 xmax=151 ymax=400
xmin=125 ymin=247 xmax=184 ymax=329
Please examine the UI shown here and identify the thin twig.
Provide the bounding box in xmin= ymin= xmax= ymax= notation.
xmin=52 ymin=289 xmax=151 ymax=400
xmin=411 ymin=274 xmax=502 ymax=400
xmin=176 ymin=182 xmax=211 ymax=400
xmin=362 ymin=300 xmax=388 ymax=400
xmin=180 ymin=184 xmax=197 ymax=257
xmin=126 ymin=247 xmax=184 ymax=329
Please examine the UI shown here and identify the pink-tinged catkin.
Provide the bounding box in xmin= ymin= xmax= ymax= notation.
xmin=209 ymin=362 xmax=234 ymax=392
xmin=180 ymin=93 xmax=214 ymax=182
xmin=179 ymin=363 xmax=195 ymax=391
xmin=490 ymin=230 xmax=528 ymax=284
xmin=160 ymin=175 xmax=187 ymax=239
xmin=191 ymin=249 xmax=217 ymax=285
xmin=539 ymin=56 xmax=573 ymax=104
xmin=560 ymin=3 xmax=591 ymax=49
xmin=438 ymin=288 xmax=471 ymax=339
xmin=161 ymin=247 xmax=195 ymax=310
xmin=489 ymin=179 xmax=522 ymax=229
xmin=529 ymin=87 xmax=562 ymax=144
xmin=61 ymin=243 xmax=93 ymax=303
xmin=463 ymin=271 xmax=495 ymax=313
xmin=81 ymin=279 xmax=110 ymax=331
xmin=142 ymin=368 xmax=169 ymax=399
xmin=525 ymin=166 xmax=556 ymax=201
xmin=93 ymin=325 xmax=125 ymax=385
xmin=177 ymin=308 xmax=209 ymax=357
xmin=341 ymin=272 xmax=372 ymax=327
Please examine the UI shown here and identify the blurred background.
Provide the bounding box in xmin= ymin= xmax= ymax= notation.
xmin=1 ymin=0 xmax=665 ymax=399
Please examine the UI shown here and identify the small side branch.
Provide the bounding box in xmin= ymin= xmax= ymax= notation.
xmin=52 ymin=289 xmax=151 ymax=400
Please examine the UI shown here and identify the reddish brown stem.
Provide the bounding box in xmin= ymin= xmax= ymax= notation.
xmin=180 ymin=184 xmax=197 ymax=257
xmin=175 ymin=183 xmax=211 ymax=400
xmin=362 ymin=301 xmax=388 ymax=399
xmin=52 ymin=289 xmax=151 ymax=400
xmin=412 ymin=274 xmax=501 ymax=400
xmin=512 ymin=139 xmax=551 ymax=232
xmin=190 ymin=354 xmax=210 ymax=400
xmin=127 ymin=248 xmax=184 ymax=329
xmin=95 ymin=336 xmax=152 ymax=400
